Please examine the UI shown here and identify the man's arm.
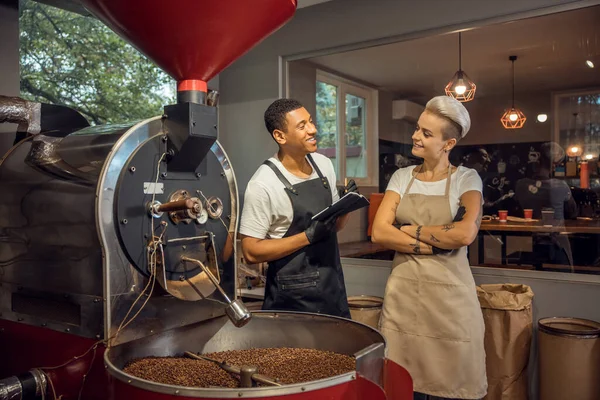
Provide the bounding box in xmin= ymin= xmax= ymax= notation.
xmin=336 ymin=213 xmax=350 ymax=231
xmin=371 ymin=190 xmax=433 ymax=255
xmin=401 ymin=190 xmax=482 ymax=250
xmin=241 ymin=233 xmax=309 ymax=264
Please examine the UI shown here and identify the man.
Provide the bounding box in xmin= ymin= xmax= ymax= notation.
xmin=239 ymin=98 xmax=357 ymax=318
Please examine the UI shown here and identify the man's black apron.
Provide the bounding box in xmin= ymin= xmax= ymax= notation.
xmin=261 ymin=154 xmax=350 ymax=318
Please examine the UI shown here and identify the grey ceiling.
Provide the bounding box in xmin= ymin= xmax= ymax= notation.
xmin=308 ymin=5 xmax=600 ymax=99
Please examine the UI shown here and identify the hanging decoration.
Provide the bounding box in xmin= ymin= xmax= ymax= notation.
xmin=445 ymin=32 xmax=476 ymax=102
xmin=501 ymin=55 xmax=526 ymax=129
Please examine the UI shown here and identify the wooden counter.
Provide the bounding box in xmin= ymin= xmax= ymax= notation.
xmin=339 ymin=241 xmax=389 ymax=258
xmin=480 ymin=219 xmax=600 ymax=234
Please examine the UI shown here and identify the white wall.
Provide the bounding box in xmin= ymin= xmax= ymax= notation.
xmin=0 ymin=0 xmax=19 ymax=156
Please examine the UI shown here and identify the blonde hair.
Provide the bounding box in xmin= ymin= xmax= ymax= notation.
xmin=425 ymin=96 xmax=471 ymax=141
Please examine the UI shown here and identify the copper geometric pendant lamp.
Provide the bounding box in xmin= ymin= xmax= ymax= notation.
xmin=445 ymin=32 xmax=476 ymax=102
xmin=500 ymin=55 xmax=527 ymax=129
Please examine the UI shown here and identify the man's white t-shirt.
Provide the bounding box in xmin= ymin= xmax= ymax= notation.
xmin=240 ymin=152 xmax=339 ymax=239
xmin=386 ymin=165 xmax=483 ymax=218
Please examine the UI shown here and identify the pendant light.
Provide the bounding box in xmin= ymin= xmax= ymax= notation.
xmin=445 ymin=32 xmax=476 ymax=102
xmin=500 ymin=55 xmax=526 ymax=129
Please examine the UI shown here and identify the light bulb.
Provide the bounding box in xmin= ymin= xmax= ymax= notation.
xmin=585 ymin=154 xmax=594 ymax=160
xmin=509 ymin=113 xmax=518 ymax=122
xmin=571 ymin=146 xmax=579 ymax=153
xmin=537 ymin=114 xmax=548 ymax=123
xmin=586 ymin=60 xmax=595 ymax=68
xmin=454 ymin=85 xmax=467 ymax=95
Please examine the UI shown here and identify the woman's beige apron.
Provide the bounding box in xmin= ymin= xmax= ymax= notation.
xmin=379 ymin=165 xmax=487 ymax=399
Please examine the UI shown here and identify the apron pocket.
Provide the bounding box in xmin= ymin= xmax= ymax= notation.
xmin=380 ymin=275 xmax=419 ymax=334
xmin=417 ymin=281 xmax=472 ymax=342
xmin=277 ymin=271 xmax=319 ymax=290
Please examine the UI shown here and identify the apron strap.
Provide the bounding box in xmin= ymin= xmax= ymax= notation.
xmin=404 ymin=164 xmax=421 ymax=195
xmin=445 ymin=164 xmax=452 ymax=197
xmin=263 ymin=160 xmax=299 ymax=195
xmin=306 ymin=154 xmax=330 ymax=189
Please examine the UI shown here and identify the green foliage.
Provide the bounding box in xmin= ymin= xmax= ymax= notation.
xmin=19 ymin=0 xmax=175 ymax=125
xmin=315 ymin=81 xmax=337 ymax=148
xmin=315 ymin=81 xmax=365 ymax=149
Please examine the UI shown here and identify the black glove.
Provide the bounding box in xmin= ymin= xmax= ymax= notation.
xmin=432 ymin=246 xmax=453 ymax=255
xmin=338 ymin=179 xmax=358 ymax=198
xmin=453 ymin=205 xmax=466 ymax=222
xmin=305 ymin=216 xmax=337 ymax=244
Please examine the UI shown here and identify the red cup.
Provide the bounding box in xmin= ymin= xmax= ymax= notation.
xmin=498 ymin=210 xmax=508 ymax=222
xmin=524 ymin=209 xmax=533 ymax=220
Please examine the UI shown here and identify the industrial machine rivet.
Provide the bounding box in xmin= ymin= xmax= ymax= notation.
xmin=182 ymin=245 xmax=187 ymax=250
xmin=221 ymin=172 xmax=225 ymax=177
xmin=195 ymin=173 xmax=201 ymax=178
xmin=162 ymin=114 xmax=168 ymax=120
xmin=175 ymin=390 xmax=180 ymax=394
xmin=41 ymin=323 xmax=46 ymax=327
xmin=94 ymin=298 xmax=100 ymax=303
xmin=96 ymin=335 xmax=101 ymax=339
xmin=129 ymin=166 xmax=136 ymax=173
xmin=162 ymin=135 xmax=168 ymax=141
xmin=238 ymin=393 xmax=243 ymax=398
xmin=192 ymin=122 xmax=196 ymax=126
xmin=179 ymin=276 xmax=185 ymax=281
xmin=161 ymin=172 xmax=168 ymax=179
xmin=65 ymin=328 xmax=70 ymax=333
xmin=121 ymin=219 xmax=128 ymax=225
xmin=301 ymin=387 xmax=306 ymax=392
xmin=128 ymin=380 xmax=132 ymax=384
xmin=17 ymin=318 xmax=23 ymax=322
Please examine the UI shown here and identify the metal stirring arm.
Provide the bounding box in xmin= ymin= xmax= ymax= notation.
xmin=181 ymin=256 xmax=251 ymax=328
xmin=183 ymin=352 xmax=281 ymax=387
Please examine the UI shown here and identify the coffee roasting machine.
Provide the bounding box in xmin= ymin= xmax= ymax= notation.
xmin=0 ymin=1 xmax=413 ymax=399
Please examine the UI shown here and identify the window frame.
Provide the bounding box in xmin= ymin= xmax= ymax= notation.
xmin=316 ymin=70 xmax=378 ymax=187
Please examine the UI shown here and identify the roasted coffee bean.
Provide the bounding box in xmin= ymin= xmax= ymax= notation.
xmin=123 ymin=348 xmax=355 ymax=388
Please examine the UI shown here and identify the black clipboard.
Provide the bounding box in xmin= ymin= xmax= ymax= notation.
xmin=311 ymin=192 xmax=370 ymax=221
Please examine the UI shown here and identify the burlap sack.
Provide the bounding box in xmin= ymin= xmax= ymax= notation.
xmin=477 ymin=284 xmax=534 ymax=400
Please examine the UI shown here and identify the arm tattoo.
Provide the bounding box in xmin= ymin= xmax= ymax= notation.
xmin=442 ymin=224 xmax=455 ymax=232
xmin=430 ymin=234 xmax=440 ymax=243
xmin=391 ymin=200 xmax=399 ymax=213
xmin=411 ymin=225 xmax=423 ymax=254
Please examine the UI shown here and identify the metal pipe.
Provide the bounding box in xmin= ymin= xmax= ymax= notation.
xmin=181 ymin=256 xmax=231 ymax=303
xmin=181 ymin=256 xmax=252 ymax=328
xmin=156 ymin=198 xmax=198 ymax=213
xmin=0 ymin=369 xmax=47 ymax=400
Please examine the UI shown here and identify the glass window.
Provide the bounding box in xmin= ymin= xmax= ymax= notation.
xmin=315 ymin=80 xmax=339 ymax=177
xmin=19 ymin=0 xmax=175 ymax=125
xmin=315 ymin=72 xmax=375 ymax=185
xmin=296 ymin=5 xmax=600 ymax=276
xmin=345 ymin=93 xmax=367 ymax=178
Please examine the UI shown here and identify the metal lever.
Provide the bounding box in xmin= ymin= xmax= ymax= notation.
xmin=183 ymin=352 xmax=281 ymax=387
xmin=181 ymin=256 xmax=251 ymax=328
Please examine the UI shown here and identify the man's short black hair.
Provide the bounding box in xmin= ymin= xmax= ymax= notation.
xmin=264 ymin=98 xmax=304 ymax=137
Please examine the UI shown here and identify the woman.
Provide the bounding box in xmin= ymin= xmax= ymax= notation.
xmin=372 ymin=96 xmax=486 ymax=400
